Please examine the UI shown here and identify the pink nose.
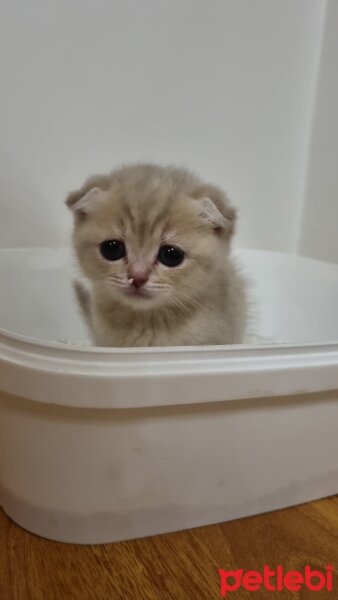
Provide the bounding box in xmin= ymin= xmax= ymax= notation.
xmin=128 ymin=263 xmax=149 ymax=288
xmin=130 ymin=274 xmax=148 ymax=288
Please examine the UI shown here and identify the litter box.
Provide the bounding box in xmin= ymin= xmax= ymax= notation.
xmin=0 ymin=247 xmax=338 ymax=544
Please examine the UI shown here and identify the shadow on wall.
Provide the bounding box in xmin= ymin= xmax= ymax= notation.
xmin=0 ymin=150 xmax=66 ymax=248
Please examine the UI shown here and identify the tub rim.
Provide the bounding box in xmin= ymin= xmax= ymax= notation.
xmin=1 ymin=325 xmax=338 ymax=409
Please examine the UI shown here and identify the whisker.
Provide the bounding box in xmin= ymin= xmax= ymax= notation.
xmin=176 ymin=290 xmax=203 ymax=311
xmin=170 ymin=295 xmax=195 ymax=316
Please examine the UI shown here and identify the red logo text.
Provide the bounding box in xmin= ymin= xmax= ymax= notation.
xmin=218 ymin=565 xmax=333 ymax=596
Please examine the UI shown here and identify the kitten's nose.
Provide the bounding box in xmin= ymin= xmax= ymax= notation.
xmin=131 ymin=275 xmax=148 ymax=289
xmin=128 ymin=263 xmax=149 ymax=288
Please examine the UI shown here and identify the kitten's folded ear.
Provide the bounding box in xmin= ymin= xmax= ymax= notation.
xmin=65 ymin=174 xmax=112 ymax=216
xmin=193 ymin=184 xmax=237 ymax=236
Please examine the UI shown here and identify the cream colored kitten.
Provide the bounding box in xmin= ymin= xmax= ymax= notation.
xmin=66 ymin=164 xmax=247 ymax=347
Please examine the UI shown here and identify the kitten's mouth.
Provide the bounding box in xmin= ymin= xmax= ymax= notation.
xmin=124 ymin=287 xmax=153 ymax=300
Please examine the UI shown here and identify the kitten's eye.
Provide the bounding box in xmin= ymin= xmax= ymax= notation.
xmin=158 ymin=245 xmax=185 ymax=267
xmin=100 ymin=240 xmax=126 ymax=261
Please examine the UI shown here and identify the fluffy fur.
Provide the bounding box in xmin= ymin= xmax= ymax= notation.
xmin=66 ymin=164 xmax=247 ymax=347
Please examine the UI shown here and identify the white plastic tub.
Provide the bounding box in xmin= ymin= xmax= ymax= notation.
xmin=0 ymin=247 xmax=338 ymax=544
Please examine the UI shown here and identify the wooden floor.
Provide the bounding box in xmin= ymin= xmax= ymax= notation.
xmin=0 ymin=497 xmax=337 ymax=599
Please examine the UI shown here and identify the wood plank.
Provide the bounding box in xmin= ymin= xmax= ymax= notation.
xmin=0 ymin=498 xmax=337 ymax=599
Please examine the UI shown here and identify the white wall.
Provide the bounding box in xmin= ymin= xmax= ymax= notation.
xmin=298 ymin=0 xmax=338 ymax=264
xmin=0 ymin=0 xmax=327 ymax=252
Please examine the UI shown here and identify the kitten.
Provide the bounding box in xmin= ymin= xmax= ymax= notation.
xmin=66 ymin=164 xmax=247 ymax=347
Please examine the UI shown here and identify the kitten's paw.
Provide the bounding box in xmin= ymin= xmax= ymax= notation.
xmin=73 ymin=280 xmax=91 ymax=320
